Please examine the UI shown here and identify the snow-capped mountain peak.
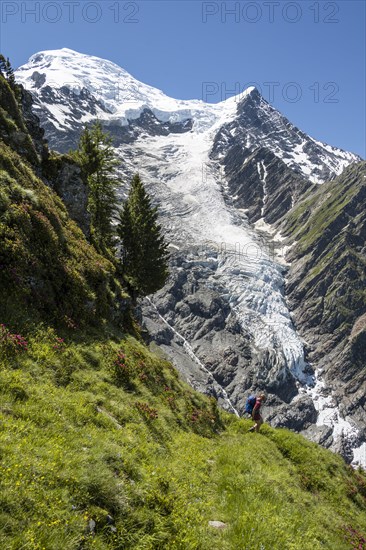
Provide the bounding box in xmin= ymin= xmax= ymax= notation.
xmin=16 ymin=48 xmax=256 ymax=134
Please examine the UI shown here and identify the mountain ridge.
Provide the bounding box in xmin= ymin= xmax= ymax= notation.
xmin=16 ymin=48 xmax=361 ymax=179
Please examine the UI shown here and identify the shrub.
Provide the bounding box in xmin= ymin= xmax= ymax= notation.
xmin=111 ymin=350 xmax=134 ymax=385
xmin=0 ymin=323 xmax=28 ymax=358
xmin=134 ymin=401 xmax=158 ymax=421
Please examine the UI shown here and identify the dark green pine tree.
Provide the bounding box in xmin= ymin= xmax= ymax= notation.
xmin=74 ymin=121 xmax=118 ymax=253
xmin=4 ymin=57 xmax=15 ymax=87
xmin=118 ymin=174 xmax=169 ymax=301
xmin=0 ymin=55 xmax=6 ymax=77
xmin=0 ymin=55 xmax=20 ymax=100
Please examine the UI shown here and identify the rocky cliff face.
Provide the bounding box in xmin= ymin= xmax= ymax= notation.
xmin=212 ymin=144 xmax=312 ymax=224
xmin=211 ymin=89 xmax=358 ymax=185
xmin=42 ymin=155 xmax=90 ymax=237
xmin=21 ymin=85 xmax=91 ymax=235
xmin=142 ymin=246 xmax=313 ymax=416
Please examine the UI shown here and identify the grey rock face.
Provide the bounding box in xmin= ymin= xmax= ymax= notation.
xmin=142 ymin=250 xmax=252 ymax=412
xmin=26 ymin=83 xmax=193 ymax=153
xmin=103 ymin=109 xmax=193 ymax=148
xmin=51 ymin=159 xmax=90 ymax=236
xmin=213 ymin=144 xmax=312 ymax=224
xmin=266 ymin=395 xmax=317 ymax=431
xmin=212 ymin=89 xmax=361 ymax=184
xmin=209 ymin=89 xmax=353 ymax=226
xmin=30 ymin=71 xmax=46 ymax=88
xmin=31 ymin=84 xmax=112 ymax=152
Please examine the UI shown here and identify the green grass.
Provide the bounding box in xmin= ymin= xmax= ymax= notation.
xmin=0 ymin=325 xmax=365 ymax=550
xmin=284 ymin=163 xmax=366 ymax=256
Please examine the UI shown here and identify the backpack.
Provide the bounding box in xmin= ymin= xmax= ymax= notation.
xmin=245 ymin=395 xmax=257 ymax=415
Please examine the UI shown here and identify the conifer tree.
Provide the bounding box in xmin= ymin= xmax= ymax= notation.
xmin=74 ymin=122 xmax=118 ymax=252
xmin=0 ymin=54 xmax=6 ymax=77
xmin=118 ymin=174 xmax=169 ymax=301
xmin=0 ymin=55 xmax=20 ymax=99
xmin=5 ymin=57 xmax=15 ymax=87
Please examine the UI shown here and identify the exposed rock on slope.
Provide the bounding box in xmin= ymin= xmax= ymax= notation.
xmin=213 ymin=144 xmax=312 ymax=224
xmin=281 ymin=161 xmax=366 ymax=461
xmin=42 ymin=154 xmax=90 ymax=236
xmin=211 ymin=88 xmax=359 ymax=185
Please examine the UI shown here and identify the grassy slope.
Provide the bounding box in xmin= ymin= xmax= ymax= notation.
xmin=284 ymin=162 xmax=365 ymax=244
xmin=0 ymin=329 xmax=366 ymax=550
xmin=0 ymin=76 xmax=39 ymax=166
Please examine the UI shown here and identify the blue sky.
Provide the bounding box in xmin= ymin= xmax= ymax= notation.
xmin=1 ymin=0 xmax=365 ymax=157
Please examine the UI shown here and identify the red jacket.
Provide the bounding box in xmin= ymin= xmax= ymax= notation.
xmin=252 ymin=398 xmax=262 ymax=420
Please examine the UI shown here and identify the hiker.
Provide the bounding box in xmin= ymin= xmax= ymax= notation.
xmin=247 ymin=393 xmax=266 ymax=433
